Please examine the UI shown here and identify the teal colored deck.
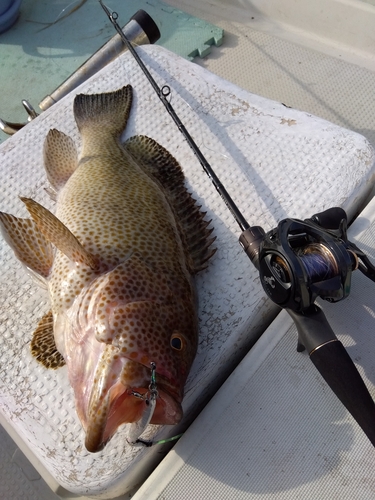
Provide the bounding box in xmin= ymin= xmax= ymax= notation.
xmin=0 ymin=0 xmax=223 ymax=144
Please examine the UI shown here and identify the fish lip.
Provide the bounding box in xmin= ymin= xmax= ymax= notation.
xmin=85 ymin=434 xmax=106 ymax=453
xmin=153 ymin=372 xmax=183 ymax=405
xmin=84 ymin=380 xmax=182 ymax=452
xmin=82 ymin=345 xmax=183 ymax=452
xmin=84 ymin=393 xmax=111 ymax=453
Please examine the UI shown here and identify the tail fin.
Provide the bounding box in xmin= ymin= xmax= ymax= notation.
xmin=73 ymin=85 xmax=133 ymax=137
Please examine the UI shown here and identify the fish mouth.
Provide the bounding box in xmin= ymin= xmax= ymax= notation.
xmin=84 ymin=358 xmax=182 ymax=453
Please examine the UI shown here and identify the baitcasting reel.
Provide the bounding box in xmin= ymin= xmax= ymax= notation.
xmin=239 ymin=206 xmax=375 ymax=313
xmin=240 ymin=207 xmax=375 ymax=446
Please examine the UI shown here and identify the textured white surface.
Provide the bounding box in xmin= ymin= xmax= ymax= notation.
xmin=133 ymin=198 xmax=375 ymax=499
xmin=172 ymin=0 xmax=375 ymax=151
xmin=0 ymin=45 xmax=374 ymax=498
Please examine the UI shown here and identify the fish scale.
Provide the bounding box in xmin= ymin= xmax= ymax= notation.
xmin=0 ymin=85 xmax=215 ymax=452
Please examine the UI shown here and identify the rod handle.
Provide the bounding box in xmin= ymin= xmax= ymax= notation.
xmin=310 ymin=340 xmax=375 ymax=447
xmin=288 ymin=305 xmax=375 ymax=447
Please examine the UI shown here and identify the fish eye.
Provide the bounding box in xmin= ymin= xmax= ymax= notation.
xmin=170 ymin=333 xmax=184 ymax=351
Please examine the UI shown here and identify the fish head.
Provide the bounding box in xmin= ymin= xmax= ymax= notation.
xmin=63 ymin=257 xmax=198 ymax=452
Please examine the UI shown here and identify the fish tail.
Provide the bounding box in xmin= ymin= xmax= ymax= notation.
xmin=73 ymin=85 xmax=133 ymax=138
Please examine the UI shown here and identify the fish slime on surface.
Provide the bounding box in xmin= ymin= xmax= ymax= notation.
xmin=0 ymin=85 xmax=216 ymax=452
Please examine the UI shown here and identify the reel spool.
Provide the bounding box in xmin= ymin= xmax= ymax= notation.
xmin=297 ymin=243 xmax=338 ymax=282
xmin=299 ymin=243 xmax=359 ymax=283
xmin=270 ymin=243 xmax=339 ymax=285
xmin=257 ymin=217 xmax=356 ymax=312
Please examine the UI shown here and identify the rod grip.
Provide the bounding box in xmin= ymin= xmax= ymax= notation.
xmin=288 ymin=305 xmax=375 ymax=446
xmin=310 ymin=340 xmax=375 ymax=447
xmin=287 ymin=305 xmax=337 ymax=353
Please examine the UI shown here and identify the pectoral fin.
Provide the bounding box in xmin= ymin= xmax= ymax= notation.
xmin=21 ymin=197 xmax=99 ymax=270
xmin=0 ymin=211 xmax=53 ymax=278
xmin=30 ymin=311 xmax=65 ymax=369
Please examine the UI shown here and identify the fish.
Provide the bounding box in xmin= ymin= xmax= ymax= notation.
xmin=0 ymin=85 xmax=215 ymax=452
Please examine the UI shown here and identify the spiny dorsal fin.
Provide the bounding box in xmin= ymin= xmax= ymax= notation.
xmin=124 ymin=135 xmax=216 ymax=273
xmin=20 ymin=197 xmax=99 ymax=270
xmin=30 ymin=311 xmax=65 ymax=369
xmin=44 ymin=129 xmax=78 ymax=193
xmin=0 ymin=211 xmax=53 ymax=278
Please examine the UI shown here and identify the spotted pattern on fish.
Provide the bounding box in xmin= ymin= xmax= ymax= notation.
xmin=30 ymin=311 xmax=65 ymax=369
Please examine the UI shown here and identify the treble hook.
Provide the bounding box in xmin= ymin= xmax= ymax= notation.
xmin=127 ymin=362 xmax=158 ymax=445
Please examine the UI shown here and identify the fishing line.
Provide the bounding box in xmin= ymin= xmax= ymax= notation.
xmin=31 ymin=0 xmax=88 ymax=32
xmin=297 ymin=243 xmax=339 ymax=282
xmin=136 ymin=433 xmax=184 ymax=447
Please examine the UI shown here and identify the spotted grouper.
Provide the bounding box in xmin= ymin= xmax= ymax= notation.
xmin=0 ymin=85 xmax=215 ymax=452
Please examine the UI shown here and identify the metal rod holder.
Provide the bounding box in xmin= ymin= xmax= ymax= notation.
xmin=39 ymin=10 xmax=160 ymax=110
xmin=0 ymin=9 xmax=160 ymax=135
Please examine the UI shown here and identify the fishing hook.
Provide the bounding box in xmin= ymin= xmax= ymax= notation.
xmin=127 ymin=362 xmax=158 ymax=444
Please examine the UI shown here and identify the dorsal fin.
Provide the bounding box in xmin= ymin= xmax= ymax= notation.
xmin=124 ymin=135 xmax=216 ymax=273
xmin=20 ymin=197 xmax=99 ymax=270
xmin=43 ymin=129 xmax=78 ymax=193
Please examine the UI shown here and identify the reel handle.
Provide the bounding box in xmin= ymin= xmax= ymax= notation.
xmin=288 ymin=305 xmax=375 ymax=447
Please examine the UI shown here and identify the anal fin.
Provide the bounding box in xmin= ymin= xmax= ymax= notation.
xmin=21 ymin=197 xmax=99 ymax=271
xmin=30 ymin=311 xmax=65 ymax=369
xmin=0 ymin=212 xmax=53 ymax=278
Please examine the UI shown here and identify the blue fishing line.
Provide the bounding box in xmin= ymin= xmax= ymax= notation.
xmin=298 ymin=243 xmax=338 ymax=282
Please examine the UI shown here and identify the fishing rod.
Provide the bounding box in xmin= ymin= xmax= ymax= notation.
xmin=99 ymin=2 xmax=375 ymax=447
